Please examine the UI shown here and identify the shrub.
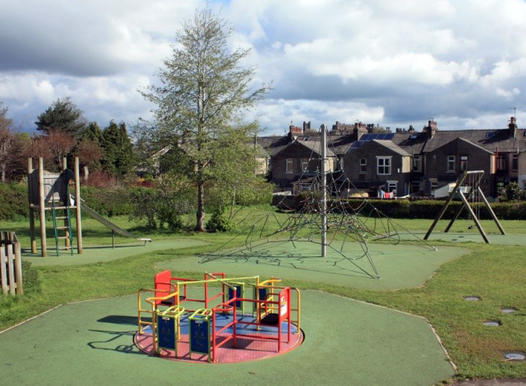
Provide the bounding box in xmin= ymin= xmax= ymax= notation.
xmin=129 ymin=187 xmax=158 ymax=229
xmin=128 ymin=181 xmax=195 ymax=231
xmin=81 ymin=186 xmax=131 ymax=217
xmin=278 ymin=196 xmax=526 ymax=220
xmin=0 ymin=182 xmax=27 ymax=220
xmin=206 ymin=207 xmax=233 ymax=232
xmin=503 ymin=182 xmax=521 ymax=201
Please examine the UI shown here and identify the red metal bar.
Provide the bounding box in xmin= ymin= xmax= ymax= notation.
xmin=233 ymin=301 xmax=237 ymax=348
xmin=278 ymin=296 xmax=282 ymax=352
xmin=212 ymin=311 xmax=216 ymax=362
xmin=287 ymin=288 xmax=291 ymax=343
xmin=236 ymin=333 xmax=279 ymax=341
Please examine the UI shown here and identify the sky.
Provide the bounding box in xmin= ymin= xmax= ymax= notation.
xmin=2 ymin=0 xmax=526 ymax=136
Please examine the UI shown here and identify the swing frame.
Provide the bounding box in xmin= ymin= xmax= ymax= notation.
xmin=424 ymin=170 xmax=505 ymax=243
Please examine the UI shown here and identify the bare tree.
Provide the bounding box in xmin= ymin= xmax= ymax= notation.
xmin=30 ymin=130 xmax=76 ymax=171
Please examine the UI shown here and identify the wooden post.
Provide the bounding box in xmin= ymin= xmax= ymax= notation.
xmin=62 ymin=157 xmax=70 ymax=251
xmin=28 ymin=158 xmax=37 ymax=254
xmin=424 ymin=171 xmax=468 ymax=240
xmin=14 ymin=241 xmax=23 ymax=295
xmin=74 ymin=157 xmax=83 ymax=254
xmin=0 ymin=243 xmax=7 ymax=295
xmin=478 ymin=186 xmax=506 ymax=235
xmin=7 ymin=241 xmax=16 ymax=295
xmin=458 ymin=191 xmax=489 ymax=243
xmin=38 ymin=157 xmax=47 ymax=257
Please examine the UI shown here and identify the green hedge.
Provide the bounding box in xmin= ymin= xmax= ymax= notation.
xmin=80 ymin=186 xmax=132 ymax=217
xmin=0 ymin=183 xmax=28 ymax=220
xmin=341 ymin=199 xmax=526 ymax=220
xmin=276 ymin=193 xmax=526 ymax=220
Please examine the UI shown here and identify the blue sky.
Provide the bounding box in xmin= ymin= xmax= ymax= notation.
xmin=1 ymin=0 xmax=526 ymax=135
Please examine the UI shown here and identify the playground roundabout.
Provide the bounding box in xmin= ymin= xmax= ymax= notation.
xmin=134 ymin=314 xmax=304 ymax=364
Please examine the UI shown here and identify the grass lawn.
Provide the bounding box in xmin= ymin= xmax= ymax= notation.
xmin=1 ymin=206 xmax=525 ymax=382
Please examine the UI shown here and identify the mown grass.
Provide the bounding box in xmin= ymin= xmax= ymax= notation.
xmin=1 ymin=205 xmax=525 ymax=381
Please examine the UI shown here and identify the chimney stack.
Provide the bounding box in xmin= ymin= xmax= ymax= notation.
xmin=424 ymin=120 xmax=438 ymax=138
xmin=509 ymin=116 xmax=518 ymax=138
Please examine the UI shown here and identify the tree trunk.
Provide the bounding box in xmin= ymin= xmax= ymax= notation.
xmin=0 ymin=164 xmax=5 ymax=182
xmin=195 ymin=179 xmax=205 ymax=231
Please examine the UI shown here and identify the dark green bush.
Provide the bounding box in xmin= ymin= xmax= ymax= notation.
xmin=128 ymin=184 xmax=195 ymax=231
xmin=0 ymin=182 xmax=27 ymax=220
xmin=281 ymin=196 xmax=526 ymax=220
xmin=206 ymin=208 xmax=233 ymax=232
xmin=80 ymin=186 xmax=131 ymax=217
xmin=129 ymin=187 xmax=158 ymax=229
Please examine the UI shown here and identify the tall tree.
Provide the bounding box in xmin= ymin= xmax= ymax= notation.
xmin=101 ymin=121 xmax=135 ymax=177
xmin=0 ymin=102 xmax=14 ymax=182
xmin=81 ymin=121 xmax=104 ymax=145
xmin=35 ymin=97 xmax=86 ymax=137
xmin=142 ymin=8 xmax=267 ymax=231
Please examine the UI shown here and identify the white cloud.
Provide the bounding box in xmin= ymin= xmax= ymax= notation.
xmin=2 ymin=0 xmax=526 ymax=133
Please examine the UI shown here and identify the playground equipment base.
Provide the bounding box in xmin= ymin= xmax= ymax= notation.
xmin=134 ymin=314 xmax=304 ymax=364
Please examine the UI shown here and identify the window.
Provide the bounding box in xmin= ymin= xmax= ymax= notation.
xmin=387 ymin=180 xmax=397 ymax=193
xmin=300 ymin=159 xmax=309 ymax=172
xmin=460 ymin=155 xmax=468 ymax=171
xmin=359 ymin=158 xmax=367 ymax=174
xmin=412 ymin=155 xmax=422 ymax=172
xmin=512 ymin=154 xmax=519 ymax=171
xmin=377 ymin=156 xmax=391 ymax=175
xmin=497 ymin=155 xmax=507 ymax=171
xmin=285 ymin=159 xmax=294 ymax=174
xmin=447 ymin=155 xmax=455 ymax=172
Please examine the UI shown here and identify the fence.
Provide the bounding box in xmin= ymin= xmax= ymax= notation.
xmin=0 ymin=231 xmax=23 ymax=296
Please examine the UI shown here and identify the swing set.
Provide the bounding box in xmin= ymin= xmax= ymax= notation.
xmin=424 ymin=170 xmax=505 ymax=243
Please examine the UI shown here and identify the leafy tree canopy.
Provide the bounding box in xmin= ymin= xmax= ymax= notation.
xmin=101 ymin=121 xmax=135 ymax=177
xmin=35 ymin=97 xmax=86 ymax=137
xmin=141 ymin=7 xmax=268 ymax=231
xmin=81 ymin=122 xmax=104 ymax=145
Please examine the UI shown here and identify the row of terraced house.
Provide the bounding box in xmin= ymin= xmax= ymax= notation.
xmin=256 ymin=117 xmax=526 ymax=199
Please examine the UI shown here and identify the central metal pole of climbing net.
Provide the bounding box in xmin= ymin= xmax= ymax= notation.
xmin=321 ymin=124 xmax=327 ymax=257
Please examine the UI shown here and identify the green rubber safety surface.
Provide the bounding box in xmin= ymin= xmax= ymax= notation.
xmin=157 ymin=241 xmax=468 ymax=290
xmin=22 ymin=238 xmax=208 ymax=266
xmin=0 ymin=292 xmax=454 ymax=385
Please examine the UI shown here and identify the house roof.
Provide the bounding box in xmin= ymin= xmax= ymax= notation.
xmin=393 ymin=128 xmax=526 ymax=154
xmin=297 ymin=139 xmax=337 ymax=157
xmin=430 ymin=136 xmax=494 ymax=155
xmin=269 ymin=138 xmax=337 ymax=158
xmin=372 ymin=139 xmax=411 ymax=156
